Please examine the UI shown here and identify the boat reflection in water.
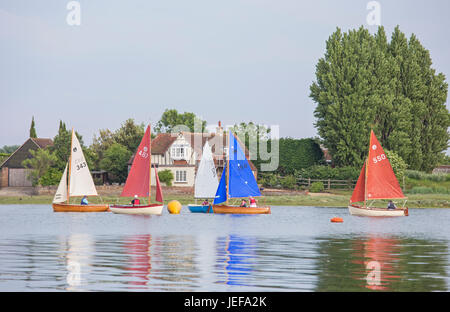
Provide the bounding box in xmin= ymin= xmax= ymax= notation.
xmin=62 ymin=233 xmax=94 ymax=291
xmin=315 ymin=234 xmax=449 ymax=291
xmin=351 ymin=236 xmax=402 ymax=291
xmin=124 ymin=234 xmax=152 ymax=289
xmin=216 ymin=234 xmax=257 ymax=287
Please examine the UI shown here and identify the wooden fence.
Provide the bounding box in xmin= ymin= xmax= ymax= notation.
xmin=297 ymin=178 xmax=357 ymax=190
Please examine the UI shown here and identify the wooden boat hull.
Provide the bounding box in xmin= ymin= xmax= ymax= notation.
xmin=52 ymin=203 xmax=110 ymax=212
xmin=187 ymin=204 xmax=213 ymax=213
xmin=348 ymin=204 xmax=408 ymax=217
xmin=109 ymin=204 xmax=163 ymax=215
xmin=212 ymin=205 xmax=271 ymax=214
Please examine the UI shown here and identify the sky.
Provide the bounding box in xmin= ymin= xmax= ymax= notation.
xmin=0 ymin=0 xmax=449 ymax=147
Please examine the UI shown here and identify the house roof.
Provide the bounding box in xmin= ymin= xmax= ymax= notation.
xmin=31 ymin=138 xmax=53 ymax=149
xmin=151 ymin=133 xmax=178 ymax=155
xmin=127 ymin=131 xmax=257 ymax=172
xmin=0 ymin=137 xmax=54 ymax=169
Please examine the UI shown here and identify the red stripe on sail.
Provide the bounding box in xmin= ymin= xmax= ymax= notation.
xmin=350 ymin=162 xmax=366 ymax=203
xmin=121 ymin=126 xmax=151 ymax=197
xmin=366 ymin=130 xmax=405 ymax=199
xmin=154 ymin=166 xmax=163 ymax=203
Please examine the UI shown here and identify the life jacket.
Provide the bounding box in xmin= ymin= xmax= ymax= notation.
xmin=249 ymin=198 xmax=256 ymax=205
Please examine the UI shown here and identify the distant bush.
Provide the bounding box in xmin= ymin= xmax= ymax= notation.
xmin=406 ymin=170 xmax=450 ymax=182
xmin=309 ymin=181 xmax=324 ymax=193
xmin=158 ymin=169 xmax=174 ymax=186
xmin=38 ymin=167 xmax=63 ymax=186
xmin=385 ymin=149 xmax=408 ymax=182
xmin=280 ymin=175 xmax=297 ymax=190
xmin=408 ymin=186 xmax=450 ymax=194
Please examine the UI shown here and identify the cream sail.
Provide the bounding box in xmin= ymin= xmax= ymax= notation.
xmin=69 ymin=130 xmax=97 ymax=197
xmin=194 ymin=141 xmax=219 ymax=199
xmin=53 ymin=163 xmax=68 ymax=204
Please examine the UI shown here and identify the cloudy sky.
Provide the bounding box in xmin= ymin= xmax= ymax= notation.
xmin=0 ymin=0 xmax=449 ymax=146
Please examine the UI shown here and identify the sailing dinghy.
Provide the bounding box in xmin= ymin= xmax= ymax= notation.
xmin=212 ymin=131 xmax=270 ymax=214
xmin=188 ymin=141 xmax=219 ymax=213
xmin=52 ymin=130 xmax=109 ymax=212
xmin=348 ymin=130 xmax=408 ymax=217
xmin=109 ymin=125 xmax=164 ymax=215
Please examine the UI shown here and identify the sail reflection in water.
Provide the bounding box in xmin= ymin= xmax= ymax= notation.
xmin=124 ymin=234 xmax=152 ymax=288
xmin=61 ymin=233 xmax=94 ymax=291
xmin=216 ymin=235 xmax=256 ymax=287
xmin=315 ymin=235 xmax=449 ymax=291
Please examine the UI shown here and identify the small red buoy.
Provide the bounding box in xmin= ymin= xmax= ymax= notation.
xmin=331 ymin=217 xmax=343 ymax=223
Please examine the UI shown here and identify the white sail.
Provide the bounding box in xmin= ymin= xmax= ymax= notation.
xmin=69 ymin=130 xmax=98 ymax=197
xmin=194 ymin=141 xmax=219 ymax=198
xmin=53 ymin=163 xmax=68 ymax=203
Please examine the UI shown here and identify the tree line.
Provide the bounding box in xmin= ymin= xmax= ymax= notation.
xmin=310 ymin=26 xmax=449 ymax=172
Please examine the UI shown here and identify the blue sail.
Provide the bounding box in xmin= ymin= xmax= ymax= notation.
xmin=214 ymin=163 xmax=227 ymax=204
xmin=228 ymin=132 xmax=261 ymax=198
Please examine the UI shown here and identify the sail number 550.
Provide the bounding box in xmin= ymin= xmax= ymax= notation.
xmin=373 ymin=154 xmax=386 ymax=164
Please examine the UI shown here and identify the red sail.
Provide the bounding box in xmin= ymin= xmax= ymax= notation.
xmin=121 ymin=126 xmax=151 ymax=197
xmin=350 ymin=162 xmax=366 ymax=203
xmin=366 ymin=130 xmax=405 ymax=199
xmin=154 ymin=166 xmax=163 ymax=203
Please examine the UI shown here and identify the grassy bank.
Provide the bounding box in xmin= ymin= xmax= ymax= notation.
xmin=0 ymin=192 xmax=448 ymax=208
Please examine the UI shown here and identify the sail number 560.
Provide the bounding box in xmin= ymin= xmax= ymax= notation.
xmin=373 ymin=154 xmax=386 ymax=164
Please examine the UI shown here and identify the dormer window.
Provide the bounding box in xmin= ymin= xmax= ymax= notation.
xmin=171 ymin=144 xmax=189 ymax=160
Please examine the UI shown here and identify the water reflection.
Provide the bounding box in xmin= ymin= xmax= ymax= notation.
xmin=216 ymin=235 xmax=257 ymax=287
xmin=124 ymin=234 xmax=152 ymax=288
xmin=61 ymin=234 xmax=94 ymax=291
xmin=0 ymin=233 xmax=448 ymax=291
xmin=315 ymin=235 xmax=449 ymax=291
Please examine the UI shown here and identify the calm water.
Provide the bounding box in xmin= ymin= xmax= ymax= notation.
xmin=0 ymin=205 xmax=449 ymax=292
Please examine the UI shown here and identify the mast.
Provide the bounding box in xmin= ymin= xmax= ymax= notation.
xmin=364 ymin=158 xmax=368 ymax=208
xmin=226 ymin=131 xmax=230 ymax=204
xmin=364 ymin=130 xmax=372 ymax=209
xmin=67 ymin=128 xmax=74 ymax=204
xmin=149 ymin=124 xmax=152 ymax=204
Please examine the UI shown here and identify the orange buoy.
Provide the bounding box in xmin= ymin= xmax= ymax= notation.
xmin=331 ymin=217 xmax=343 ymax=223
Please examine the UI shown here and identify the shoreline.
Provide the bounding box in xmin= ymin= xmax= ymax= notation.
xmin=0 ymin=193 xmax=448 ymax=208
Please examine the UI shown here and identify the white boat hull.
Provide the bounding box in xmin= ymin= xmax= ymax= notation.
xmin=110 ymin=204 xmax=164 ymax=215
xmin=348 ymin=205 xmax=408 ymax=217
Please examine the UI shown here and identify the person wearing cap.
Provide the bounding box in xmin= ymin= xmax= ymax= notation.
xmin=249 ymin=196 xmax=257 ymax=207
xmin=131 ymin=195 xmax=140 ymax=206
xmin=81 ymin=195 xmax=88 ymax=205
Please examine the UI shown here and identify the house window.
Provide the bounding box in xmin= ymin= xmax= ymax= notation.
xmin=171 ymin=144 xmax=188 ymax=160
xmin=175 ymin=170 xmax=187 ymax=183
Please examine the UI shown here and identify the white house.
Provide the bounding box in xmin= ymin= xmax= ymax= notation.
xmin=128 ymin=122 xmax=258 ymax=187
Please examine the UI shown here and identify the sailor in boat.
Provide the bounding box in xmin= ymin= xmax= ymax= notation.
xmin=387 ymin=200 xmax=396 ymax=210
xmin=131 ymin=195 xmax=140 ymax=206
xmin=240 ymin=199 xmax=247 ymax=207
xmin=202 ymin=199 xmax=209 ymax=206
xmin=81 ymin=195 xmax=88 ymax=205
xmin=249 ymin=196 xmax=257 ymax=208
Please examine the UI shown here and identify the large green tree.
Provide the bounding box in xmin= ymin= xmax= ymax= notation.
xmin=155 ymin=109 xmax=206 ymax=133
xmin=310 ymin=26 xmax=449 ymax=171
xmin=22 ymin=148 xmax=58 ymax=186
xmin=99 ymin=143 xmax=132 ymax=183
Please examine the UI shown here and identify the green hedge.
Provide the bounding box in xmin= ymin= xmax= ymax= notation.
xmin=298 ymin=165 xmax=360 ymax=180
xmin=277 ymin=138 xmax=324 ymax=174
